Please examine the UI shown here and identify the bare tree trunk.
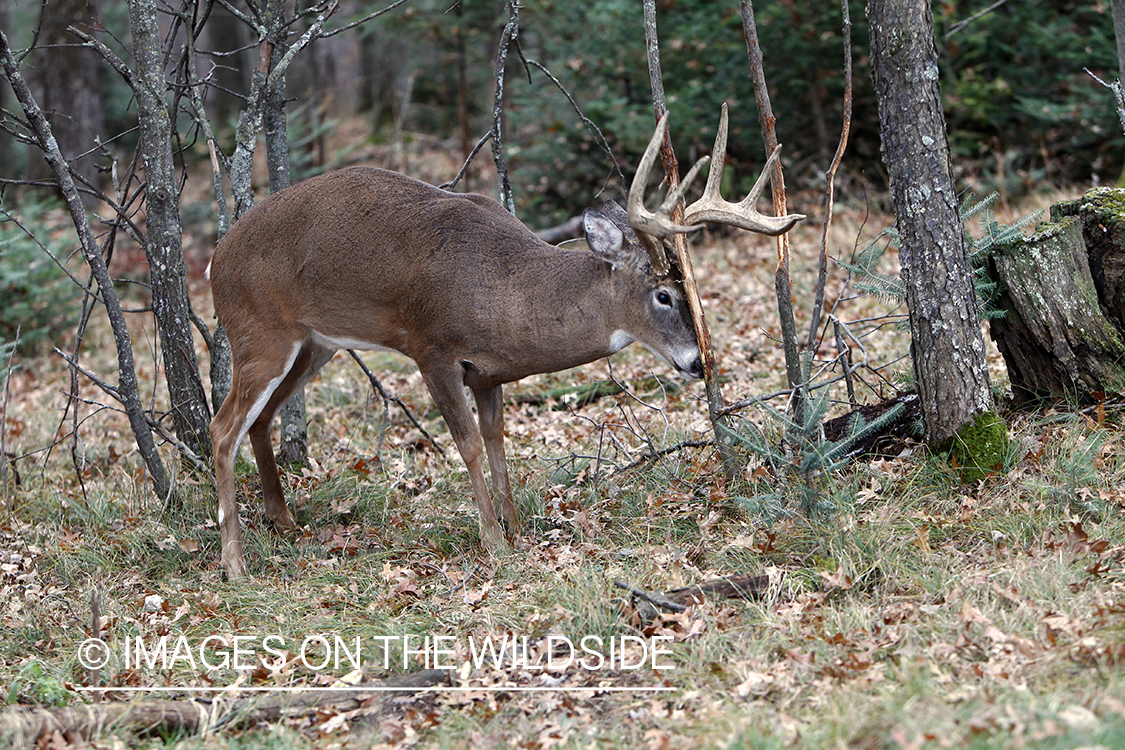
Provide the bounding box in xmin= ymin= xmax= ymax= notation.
xmin=1113 ymin=0 xmax=1125 ymax=85
xmin=739 ymin=0 xmax=806 ymax=427
xmin=868 ymin=0 xmax=1002 ymax=466
xmin=807 ymin=0 xmax=853 ymax=354
xmin=32 ymin=0 xmax=103 ymax=206
xmin=263 ymin=0 xmax=309 ymax=467
xmin=491 ymin=0 xmax=518 ymax=213
xmin=128 ymin=0 xmax=212 ymax=460
xmin=641 ymin=0 xmax=739 ymax=481
xmin=0 ymin=670 xmax=449 ymax=745
xmin=205 ymin=0 xmax=343 ymax=416
xmin=212 ymin=9 xmax=283 ymax=418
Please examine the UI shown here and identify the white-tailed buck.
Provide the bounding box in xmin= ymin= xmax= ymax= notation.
xmin=209 ymin=109 xmax=803 ymax=577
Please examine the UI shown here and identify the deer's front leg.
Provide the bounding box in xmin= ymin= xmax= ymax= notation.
xmin=421 ymin=367 xmax=509 ymax=556
xmin=474 ymin=385 xmax=518 ymax=531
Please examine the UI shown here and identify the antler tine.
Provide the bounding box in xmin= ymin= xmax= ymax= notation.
xmin=684 ymin=105 xmax=806 ymax=237
xmin=699 ymin=102 xmax=731 ymax=204
xmin=627 ymin=113 xmax=710 ymax=248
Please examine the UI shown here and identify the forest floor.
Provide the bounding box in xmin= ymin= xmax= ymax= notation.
xmin=1 ymin=144 xmax=1124 ymax=749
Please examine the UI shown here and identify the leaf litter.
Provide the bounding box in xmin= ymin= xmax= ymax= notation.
xmin=0 ymin=192 xmax=1124 ymax=747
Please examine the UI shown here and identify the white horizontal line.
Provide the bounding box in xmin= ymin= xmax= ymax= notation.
xmin=74 ymin=685 xmax=674 ymax=693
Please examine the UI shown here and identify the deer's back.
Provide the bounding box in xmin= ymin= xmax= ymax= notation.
xmin=210 ymin=166 xmax=582 ymax=361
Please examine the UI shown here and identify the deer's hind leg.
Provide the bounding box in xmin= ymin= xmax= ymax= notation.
xmin=210 ymin=337 xmax=334 ymax=578
xmin=210 ymin=338 xmax=303 ymax=578
xmin=245 ymin=342 xmax=336 ymax=530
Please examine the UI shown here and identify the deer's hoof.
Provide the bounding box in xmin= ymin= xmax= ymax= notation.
xmin=222 ymin=551 xmax=250 ymax=580
xmin=481 ymin=528 xmax=511 ymax=557
xmin=268 ymin=508 xmax=298 ymax=531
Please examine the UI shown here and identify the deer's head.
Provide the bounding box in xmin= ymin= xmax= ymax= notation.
xmin=581 ymin=199 xmax=703 ymax=379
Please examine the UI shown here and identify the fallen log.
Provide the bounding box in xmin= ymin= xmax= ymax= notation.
xmin=511 ymin=375 xmax=682 ymax=410
xmin=663 ymin=572 xmax=777 ymax=606
xmin=0 ymin=669 xmax=449 ymax=746
xmin=534 ymin=215 xmax=585 ymax=244
xmin=821 ymin=392 xmax=921 ymax=459
xmin=617 ymin=572 xmax=780 ymax=622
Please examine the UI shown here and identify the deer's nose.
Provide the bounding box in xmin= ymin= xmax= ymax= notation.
xmin=683 ymin=355 xmax=704 ymax=380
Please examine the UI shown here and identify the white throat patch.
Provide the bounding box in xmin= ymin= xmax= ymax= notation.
xmin=609 ymin=330 xmax=635 ymax=353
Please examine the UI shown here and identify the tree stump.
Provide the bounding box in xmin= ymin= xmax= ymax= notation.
xmin=1054 ymin=189 xmax=1125 ymax=332
xmin=989 ymin=187 xmax=1125 ymax=403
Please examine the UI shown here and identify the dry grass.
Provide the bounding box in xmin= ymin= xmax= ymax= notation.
xmin=1 ymin=173 xmax=1124 ymax=749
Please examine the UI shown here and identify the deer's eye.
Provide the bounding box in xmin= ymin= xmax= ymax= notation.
xmin=655 ymin=290 xmax=673 ymax=307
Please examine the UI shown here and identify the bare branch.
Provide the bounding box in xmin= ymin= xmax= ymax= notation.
xmin=523 ymin=58 xmax=622 ymax=183
xmin=1 ymin=27 xmax=171 ymax=497
xmin=441 ymin=131 xmax=492 ymax=192
xmin=945 ymin=0 xmax=1011 ymax=37
xmin=639 ymin=0 xmax=737 ymax=479
xmin=0 ymin=671 xmax=450 ymax=745
xmin=807 ymin=0 xmax=854 ymax=352
xmin=346 ymin=351 xmax=445 ymax=457
xmin=320 ymin=0 xmax=410 ymax=38
xmin=1085 ymin=67 xmax=1125 ymax=137
xmin=740 ymin=0 xmax=805 ymax=429
xmin=490 ymin=0 xmax=520 ymax=213
xmin=182 ymin=17 xmax=231 ymax=238
xmin=615 ymin=439 xmax=713 ymax=474
xmin=265 ymin=0 xmax=341 ymax=91
xmin=146 ymin=416 xmax=209 ymax=475
xmin=613 ymin=580 xmax=687 ymax=613
xmin=67 ymin=26 xmax=134 ymax=90
xmin=0 ymin=208 xmax=108 ymax=304
xmin=1 ymin=328 xmax=17 ymax=508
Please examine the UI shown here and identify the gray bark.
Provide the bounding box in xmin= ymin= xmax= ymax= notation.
xmin=212 ymin=14 xmax=280 ymax=414
xmin=990 ymin=189 xmax=1125 ymax=401
xmin=182 ymin=19 xmax=233 ymax=413
xmin=128 ymin=0 xmax=212 ymax=459
xmin=263 ymin=0 xmax=309 ymax=466
xmin=32 ymin=0 xmax=103 ymax=205
xmin=206 ymin=0 xmax=341 ymax=424
xmin=1114 ymin=0 xmax=1125 ymax=85
xmin=1107 ymin=0 xmax=1125 ymax=136
xmin=868 ymin=0 xmax=994 ymax=446
xmin=491 ymin=1 xmax=518 ymax=214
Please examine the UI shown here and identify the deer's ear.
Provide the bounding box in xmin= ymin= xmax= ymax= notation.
xmin=583 ymin=209 xmax=632 ymax=270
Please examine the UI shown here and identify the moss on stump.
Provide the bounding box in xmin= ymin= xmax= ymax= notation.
xmin=941 ymin=410 xmax=1009 ymax=483
xmin=990 ymin=187 xmax=1125 ymax=402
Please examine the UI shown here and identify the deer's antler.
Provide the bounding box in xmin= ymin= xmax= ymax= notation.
xmin=627 ymin=112 xmax=710 ymax=243
xmin=628 ymin=105 xmax=806 ymax=258
xmin=685 ymin=104 xmax=805 ymax=235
